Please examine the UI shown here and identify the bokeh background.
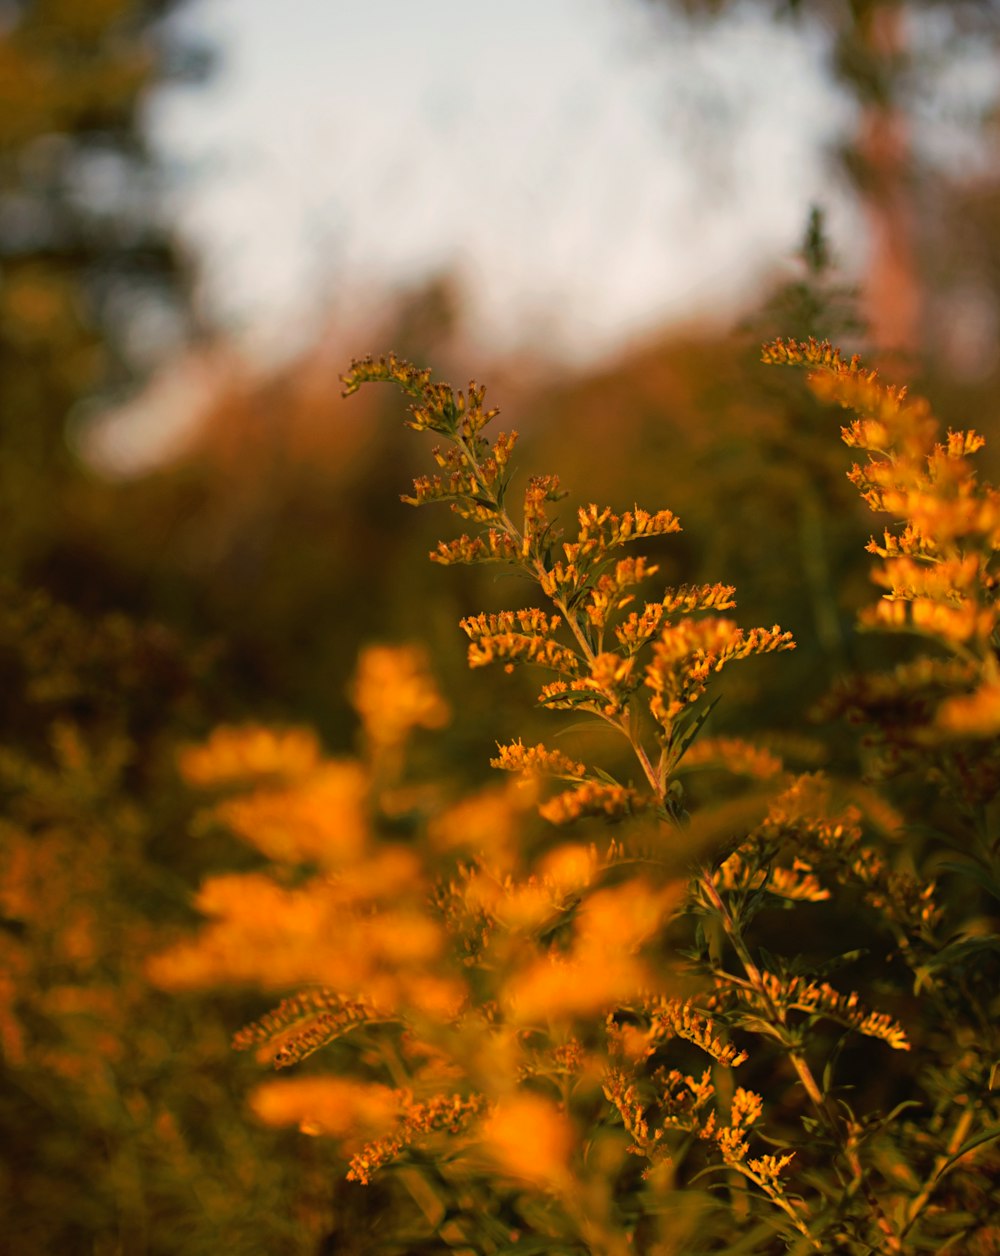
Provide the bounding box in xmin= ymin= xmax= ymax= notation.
xmin=2 ymin=0 xmax=1000 ymax=1251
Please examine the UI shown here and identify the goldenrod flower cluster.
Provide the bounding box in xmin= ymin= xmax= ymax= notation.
xmin=148 ymin=347 xmax=1000 ymax=1253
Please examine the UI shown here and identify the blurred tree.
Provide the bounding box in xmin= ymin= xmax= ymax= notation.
xmin=640 ymin=0 xmax=1000 ymax=355
xmin=0 ymin=0 xmax=206 ymax=588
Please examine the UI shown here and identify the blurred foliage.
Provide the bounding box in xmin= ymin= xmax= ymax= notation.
xmin=0 ymin=4 xmax=330 ymax=1252
xmin=0 ymin=585 xmax=335 ymax=1253
xmin=0 ymin=0 xmax=204 ymax=585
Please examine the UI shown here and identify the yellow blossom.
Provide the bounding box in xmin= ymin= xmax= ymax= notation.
xmin=179 ymin=724 xmax=321 ymax=786
xmin=429 ymin=782 xmax=535 ymax=866
xmin=250 ymin=1075 xmax=400 ymax=1139
xmin=212 ymin=762 xmax=369 ymax=867
xmin=506 ymin=952 xmax=648 ymax=1023
xmin=504 ymin=881 xmax=679 ymax=1022
xmin=681 ymin=736 xmax=784 ymax=780
xmin=349 ymin=644 xmax=450 ymax=749
xmin=936 ymin=682 xmax=1000 ymax=737
xmin=539 ymin=780 xmax=649 ymax=825
xmin=577 ymin=882 xmax=678 ymax=956
xmin=481 ymin=1093 xmax=573 ymax=1189
xmin=490 ymin=740 xmax=586 ymax=779
xmin=536 ymin=843 xmax=598 ymax=894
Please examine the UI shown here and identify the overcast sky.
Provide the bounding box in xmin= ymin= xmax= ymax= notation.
xmin=150 ymin=0 xmax=856 ymax=364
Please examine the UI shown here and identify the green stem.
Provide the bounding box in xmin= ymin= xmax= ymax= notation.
xmin=898 ymin=1105 xmax=975 ymax=1241
xmin=733 ymin=1161 xmax=821 ymax=1249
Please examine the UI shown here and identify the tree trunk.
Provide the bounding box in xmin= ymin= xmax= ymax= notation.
xmin=856 ymin=3 xmax=922 ymax=356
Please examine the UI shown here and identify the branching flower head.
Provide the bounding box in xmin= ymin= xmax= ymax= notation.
xmin=343 ymin=355 xmax=794 ymax=824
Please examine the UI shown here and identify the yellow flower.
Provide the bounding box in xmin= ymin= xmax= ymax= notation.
xmin=250 ymin=1076 xmax=399 ymax=1139
xmin=936 ymin=681 xmax=1000 ymax=737
xmin=481 ymin=1094 xmax=573 ymax=1189
xmin=429 ymin=781 xmax=535 ymax=866
xmin=349 ymin=644 xmax=450 ymax=749
xmin=179 ymin=725 xmax=321 ymax=786
xmin=537 ymin=843 xmax=598 ymax=894
xmin=213 ymin=762 xmax=369 ymax=867
xmin=505 ymin=881 xmax=680 ymax=1023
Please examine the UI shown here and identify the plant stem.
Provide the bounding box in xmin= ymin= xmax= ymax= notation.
xmin=898 ymin=1104 xmax=975 ymax=1240
xmin=459 ymin=431 xmax=667 ymax=805
xmin=699 ymin=874 xmax=902 ymax=1252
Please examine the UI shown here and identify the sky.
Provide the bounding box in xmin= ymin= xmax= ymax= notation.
xmin=149 ymin=0 xmax=857 ymax=367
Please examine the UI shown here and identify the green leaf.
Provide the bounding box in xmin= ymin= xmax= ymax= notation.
xmin=682 ymin=790 xmax=776 ymax=869
xmin=756 ymin=945 xmax=786 ymax=977
xmin=669 ymin=697 xmax=721 ymax=769
xmin=922 ymin=933 xmax=1000 ymax=973
xmin=934 ymin=856 xmax=1000 ymax=905
xmin=537 ymin=690 xmax=597 ymax=709
xmin=801 ymin=949 xmax=869 ymax=979
xmin=591 ymin=765 xmax=624 ymax=787
xmin=935 ymin=1124 xmax=1000 ymax=1179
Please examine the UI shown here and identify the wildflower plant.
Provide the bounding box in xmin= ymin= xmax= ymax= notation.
xmin=341 ymin=352 xmax=794 ymax=829
xmin=152 ymin=345 xmax=1000 ymax=1254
